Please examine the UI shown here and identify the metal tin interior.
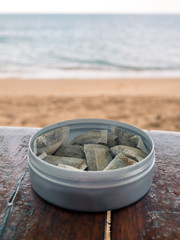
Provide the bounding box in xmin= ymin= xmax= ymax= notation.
xmin=28 ymin=119 xmax=155 ymax=212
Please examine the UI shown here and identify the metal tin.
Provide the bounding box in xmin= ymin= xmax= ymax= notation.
xmin=28 ymin=119 xmax=155 ymax=212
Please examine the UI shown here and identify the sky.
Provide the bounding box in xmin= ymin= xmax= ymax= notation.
xmin=0 ymin=0 xmax=180 ymax=14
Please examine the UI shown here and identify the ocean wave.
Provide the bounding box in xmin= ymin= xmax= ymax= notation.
xmin=1 ymin=68 xmax=180 ymax=79
xmin=0 ymin=14 xmax=180 ymax=78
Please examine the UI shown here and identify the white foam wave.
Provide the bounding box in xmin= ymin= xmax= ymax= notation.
xmin=1 ymin=69 xmax=180 ymax=79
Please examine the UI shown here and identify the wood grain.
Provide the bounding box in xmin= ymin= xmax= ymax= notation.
xmin=0 ymin=128 xmax=39 ymax=232
xmin=0 ymin=127 xmax=105 ymax=240
xmin=1 ymin=171 xmax=105 ymax=240
xmin=0 ymin=127 xmax=180 ymax=240
xmin=112 ymin=130 xmax=180 ymax=240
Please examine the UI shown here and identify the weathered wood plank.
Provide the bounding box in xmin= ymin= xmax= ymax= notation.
xmin=0 ymin=127 xmax=39 ymax=236
xmin=1 ymin=170 xmax=105 ymax=240
xmin=0 ymin=128 xmax=180 ymax=240
xmin=112 ymin=130 xmax=180 ymax=240
xmin=0 ymin=127 xmax=105 ymax=240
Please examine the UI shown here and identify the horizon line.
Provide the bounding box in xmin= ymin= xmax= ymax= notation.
xmin=0 ymin=12 xmax=180 ymax=14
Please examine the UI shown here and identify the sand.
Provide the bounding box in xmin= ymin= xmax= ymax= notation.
xmin=0 ymin=78 xmax=180 ymax=131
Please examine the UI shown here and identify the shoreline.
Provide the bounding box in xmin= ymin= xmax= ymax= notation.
xmin=0 ymin=78 xmax=180 ymax=97
xmin=1 ymin=69 xmax=180 ymax=80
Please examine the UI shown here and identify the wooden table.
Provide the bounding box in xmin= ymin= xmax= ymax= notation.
xmin=0 ymin=127 xmax=179 ymax=240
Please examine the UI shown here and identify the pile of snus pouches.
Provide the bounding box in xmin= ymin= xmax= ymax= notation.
xmin=34 ymin=126 xmax=148 ymax=171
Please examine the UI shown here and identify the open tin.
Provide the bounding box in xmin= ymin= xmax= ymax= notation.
xmin=28 ymin=119 xmax=155 ymax=212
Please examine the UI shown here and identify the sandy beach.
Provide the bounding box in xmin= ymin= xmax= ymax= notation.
xmin=0 ymin=78 xmax=180 ymax=131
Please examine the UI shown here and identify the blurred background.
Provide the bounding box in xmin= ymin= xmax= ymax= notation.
xmin=0 ymin=0 xmax=180 ymax=130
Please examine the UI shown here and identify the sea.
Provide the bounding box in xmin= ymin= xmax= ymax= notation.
xmin=0 ymin=14 xmax=180 ymax=79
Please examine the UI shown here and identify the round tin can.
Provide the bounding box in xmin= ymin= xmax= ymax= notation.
xmin=28 ymin=119 xmax=155 ymax=212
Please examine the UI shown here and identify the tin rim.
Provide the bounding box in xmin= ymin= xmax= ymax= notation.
xmin=28 ymin=118 xmax=155 ymax=181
